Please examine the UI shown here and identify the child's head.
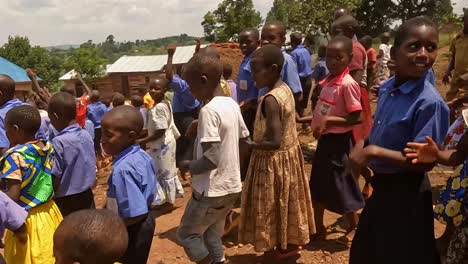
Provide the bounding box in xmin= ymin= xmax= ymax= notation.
xmin=148 ymin=76 xmax=169 ymax=103
xmin=112 ymin=92 xmax=125 ymax=107
xmin=60 ymin=85 xmax=77 ymax=98
xmin=0 ymin=74 xmax=16 ymax=106
xmin=200 ymin=47 xmax=221 ymax=60
xmin=261 ymin=21 xmax=286 ymax=48
xmin=101 ymin=105 xmax=143 ymax=156
xmin=53 ymin=209 xmax=128 ymax=264
xmin=290 ymin=32 xmax=303 ymax=49
xmin=137 ymin=86 xmax=148 ymax=97
xmin=334 ymin=8 xmax=350 ymax=20
xmin=380 ymin=32 xmax=391 ymax=44
xmin=331 ymin=15 xmax=359 ymax=39
xmin=239 ymin=28 xmax=260 ymax=56
xmin=5 ymin=105 xmax=41 ymax=145
xmin=317 ymin=44 xmax=327 ymax=58
xmin=102 ymin=97 xmax=111 ymax=107
xmin=250 ymin=44 xmax=285 ymax=89
xmin=326 ymin=36 xmax=353 ymax=77
xmin=90 ymin=90 xmax=100 ymax=103
xmin=359 ymin=35 xmax=373 ymax=50
xmin=182 ymin=54 xmax=222 ymax=101
xmin=222 ymin=63 xmax=233 ymax=80
xmin=392 ymin=16 xmax=438 ymax=81
xmin=130 ymin=95 xmax=144 ymax=108
xmin=48 ymin=92 xmax=77 ymax=132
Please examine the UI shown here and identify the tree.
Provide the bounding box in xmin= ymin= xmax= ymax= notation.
xmin=201 ymin=0 xmax=263 ymax=42
xmin=265 ymin=0 xmax=297 ymax=26
xmin=393 ymin=0 xmax=452 ymax=22
xmin=355 ymin=0 xmax=395 ymax=37
xmin=64 ymin=47 xmax=108 ymax=80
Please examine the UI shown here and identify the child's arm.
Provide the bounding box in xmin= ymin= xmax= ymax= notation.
xmin=1 ymin=179 xmax=21 ymax=202
xmin=136 ymin=129 xmax=165 ymax=145
xmin=321 ymin=110 xmax=362 ymax=128
xmin=75 ymin=72 xmax=92 ymax=96
xmin=350 ymin=70 xmax=364 ymax=86
xmin=296 ymin=112 xmax=313 ymax=123
xmin=166 ymin=45 xmax=176 ymax=81
xmin=0 ymin=193 xmax=28 ymax=243
xmin=405 ymin=135 xmax=466 ymax=167
xmin=181 ymin=142 xmax=219 ymax=175
xmin=251 ymin=96 xmax=282 ymax=150
xmin=443 ymin=53 xmax=455 ymax=85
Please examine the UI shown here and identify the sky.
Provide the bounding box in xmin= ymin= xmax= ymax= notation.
xmin=0 ymin=0 xmax=465 ymax=47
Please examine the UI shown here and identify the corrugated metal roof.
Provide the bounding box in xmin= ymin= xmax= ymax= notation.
xmin=59 ymin=65 xmax=112 ymax=80
xmin=106 ymin=44 xmax=207 ymax=73
xmin=0 ymin=57 xmax=41 ymax=82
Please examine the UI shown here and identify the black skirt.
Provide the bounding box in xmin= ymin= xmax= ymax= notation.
xmin=350 ymin=172 xmax=441 ymax=264
xmin=310 ymin=132 xmax=365 ymax=214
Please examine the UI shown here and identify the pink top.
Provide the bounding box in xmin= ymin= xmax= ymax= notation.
xmin=312 ymin=68 xmax=362 ymax=134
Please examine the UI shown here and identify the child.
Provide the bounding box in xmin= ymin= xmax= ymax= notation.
xmin=1 ymin=105 xmax=63 ymax=264
xmin=131 ymin=95 xmax=147 ymax=128
xmin=0 ymin=191 xmax=27 ymax=263
xmin=237 ymin=28 xmax=260 ymax=135
xmin=239 ymin=45 xmax=315 ymax=260
xmin=331 ymin=15 xmax=372 ymax=143
xmin=136 ymin=86 xmax=154 ymax=109
xmin=176 ymin=53 xmax=249 ymax=264
xmin=444 ymin=9 xmax=468 ymax=102
xmin=375 ymin=32 xmax=392 ymax=87
xmin=290 ymin=32 xmax=313 ymax=119
xmin=310 ymin=44 xmax=330 ymax=111
xmin=307 ymin=36 xmax=364 ymax=245
xmin=260 ymin=21 xmax=302 ymax=108
xmin=87 ymin=90 xmax=107 ymax=154
xmin=48 ymin=92 xmax=96 ymax=217
xmin=136 ymin=77 xmax=184 ymax=207
xmin=348 ymin=17 xmax=449 ymax=264
xmin=222 ymin=63 xmax=238 ymax=102
xmin=61 ymin=72 xmax=92 ymax=128
xmin=102 ymin=106 xmax=156 ymax=264
xmin=360 ymin=35 xmax=377 ymax=89
xmin=85 ymin=118 xmax=95 ymax=139
xmin=405 ymin=131 xmax=468 ymax=264
xmin=53 ymin=209 xmax=128 ymax=264
xmin=112 ymin=92 xmax=126 ymax=107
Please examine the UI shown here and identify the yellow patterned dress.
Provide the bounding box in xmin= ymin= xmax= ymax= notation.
xmin=239 ymin=81 xmax=315 ymax=252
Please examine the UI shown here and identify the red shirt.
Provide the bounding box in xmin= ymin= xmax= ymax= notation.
xmin=76 ymin=95 xmax=89 ymax=128
xmin=367 ymin=48 xmax=377 ymax=69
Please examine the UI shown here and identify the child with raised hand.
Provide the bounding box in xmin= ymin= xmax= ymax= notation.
xmin=239 ymin=45 xmax=315 ymax=261
xmin=61 ymin=72 xmax=92 ymax=128
xmin=53 ymin=209 xmax=128 ymax=264
xmin=0 ymin=191 xmax=27 ymax=263
xmin=101 ymin=106 xmax=156 ymax=264
xmin=306 ymin=36 xmax=364 ymax=245
xmin=1 ymin=105 xmax=63 ymax=264
xmin=405 ymin=132 xmax=468 ymax=264
xmin=348 ymin=17 xmax=450 ymax=264
xmin=49 ymin=92 xmax=96 ymax=217
xmin=87 ymin=90 xmax=107 ymax=155
xmin=137 ymin=77 xmax=184 ymax=208
xmin=176 ymin=53 xmax=249 ymax=264
xmin=260 ymin=21 xmax=303 ymax=108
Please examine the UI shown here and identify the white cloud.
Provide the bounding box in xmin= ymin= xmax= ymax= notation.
xmin=0 ymin=0 xmax=463 ymax=46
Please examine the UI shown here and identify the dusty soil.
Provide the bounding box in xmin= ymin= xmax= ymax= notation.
xmin=91 ymin=46 xmax=453 ymax=264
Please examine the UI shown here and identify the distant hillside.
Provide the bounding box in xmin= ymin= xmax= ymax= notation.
xmin=45 ymin=44 xmax=80 ymax=51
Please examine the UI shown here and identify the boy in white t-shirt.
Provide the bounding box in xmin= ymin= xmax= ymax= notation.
xmin=375 ymin=32 xmax=392 ymax=87
xmin=176 ymin=53 xmax=250 ymax=264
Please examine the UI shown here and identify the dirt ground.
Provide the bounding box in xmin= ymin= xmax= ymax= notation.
xmin=90 ymin=46 xmax=454 ymax=264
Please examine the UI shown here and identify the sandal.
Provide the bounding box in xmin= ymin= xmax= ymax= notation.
xmin=277 ymin=246 xmax=302 ymax=260
xmin=310 ymin=226 xmax=327 ymax=241
xmin=336 ymin=229 xmax=356 ymax=246
xmin=223 ymin=210 xmax=240 ymax=236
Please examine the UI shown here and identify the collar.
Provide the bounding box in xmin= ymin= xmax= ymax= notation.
xmin=57 ymin=123 xmax=81 ymax=136
xmin=294 ymin=45 xmax=305 ymax=50
xmin=384 ymin=70 xmax=432 ymax=95
xmin=319 ymin=67 xmax=350 ymax=87
xmin=1 ymin=98 xmax=23 ymax=109
xmin=113 ymin=144 xmax=140 ymax=166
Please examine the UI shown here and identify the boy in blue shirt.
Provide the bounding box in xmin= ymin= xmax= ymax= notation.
xmin=49 ymin=92 xmax=97 ymax=217
xmin=102 ymin=106 xmax=156 ymax=264
xmin=311 ymin=44 xmax=330 ymax=111
xmin=290 ymin=32 xmax=313 ymax=118
xmin=87 ymin=90 xmax=107 ymax=154
xmin=237 ymin=28 xmax=260 ymax=135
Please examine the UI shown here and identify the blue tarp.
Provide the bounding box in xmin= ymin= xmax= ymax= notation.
xmin=0 ymin=57 xmax=41 ymax=82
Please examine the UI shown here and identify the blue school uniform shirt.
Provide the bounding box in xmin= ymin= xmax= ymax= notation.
xmin=52 ymin=124 xmax=96 ymax=198
xmin=369 ymin=71 xmax=450 ymax=174
xmin=0 ymin=191 xmax=27 ymax=238
xmin=291 ymin=45 xmax=313 ymax=78
xmin=0 ymin=99 xmax=48 ymax=148
xmin=107 ymin=144 xmax=156 ymax=218
xmin=87 ymin=102 xmax=107 ymax=129
xmin=170 ymin=75 xmax=200 ymax=113
xmin=85 ymin=119 xmax=95 ymax=139
xmin=259 ymin=51 xmax=302 ymax=96
xmin=311 ymin=58 xmax=329 ymax=83
xmin=237 ymin=53 xmax=259 ymax=103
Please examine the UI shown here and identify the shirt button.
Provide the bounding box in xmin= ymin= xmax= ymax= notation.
xmin=377 ymin=120 xmax=381 ymax=125
xmin=390 ymin=93 xmax=395 ymax=97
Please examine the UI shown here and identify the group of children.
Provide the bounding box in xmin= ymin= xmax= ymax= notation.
xmin=0 ymin=8 xmax=467 ymax=264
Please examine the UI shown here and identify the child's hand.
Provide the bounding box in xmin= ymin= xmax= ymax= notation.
xmin=404 ymin=136 xmax=439 ymax=164
xmin=167 ymin=44 xmax=176 ymax=57
xmin=347 ymin=141 xmax=371 ymax=179
xmin=185 ymin=120 xmax=198 ymax=139
xmin=25 ymin=68 xmax=36 ymax=80
xmin=240 ymin=99 xmax=255 ymax=112
xmin=179 ymin=160 xmax=191 ymax=170
xmin=312 ymin=129 xmax=321 ymax=140
xmin=14 ymin=224 xmax=27 ymax=244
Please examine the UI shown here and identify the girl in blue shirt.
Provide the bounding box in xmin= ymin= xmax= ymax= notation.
xmin=348 ymin=17 xmax=449 ymax=264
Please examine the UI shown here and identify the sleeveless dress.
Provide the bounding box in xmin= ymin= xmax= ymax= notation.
xmin=239 ymin=81 xmax=315 ymax=252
